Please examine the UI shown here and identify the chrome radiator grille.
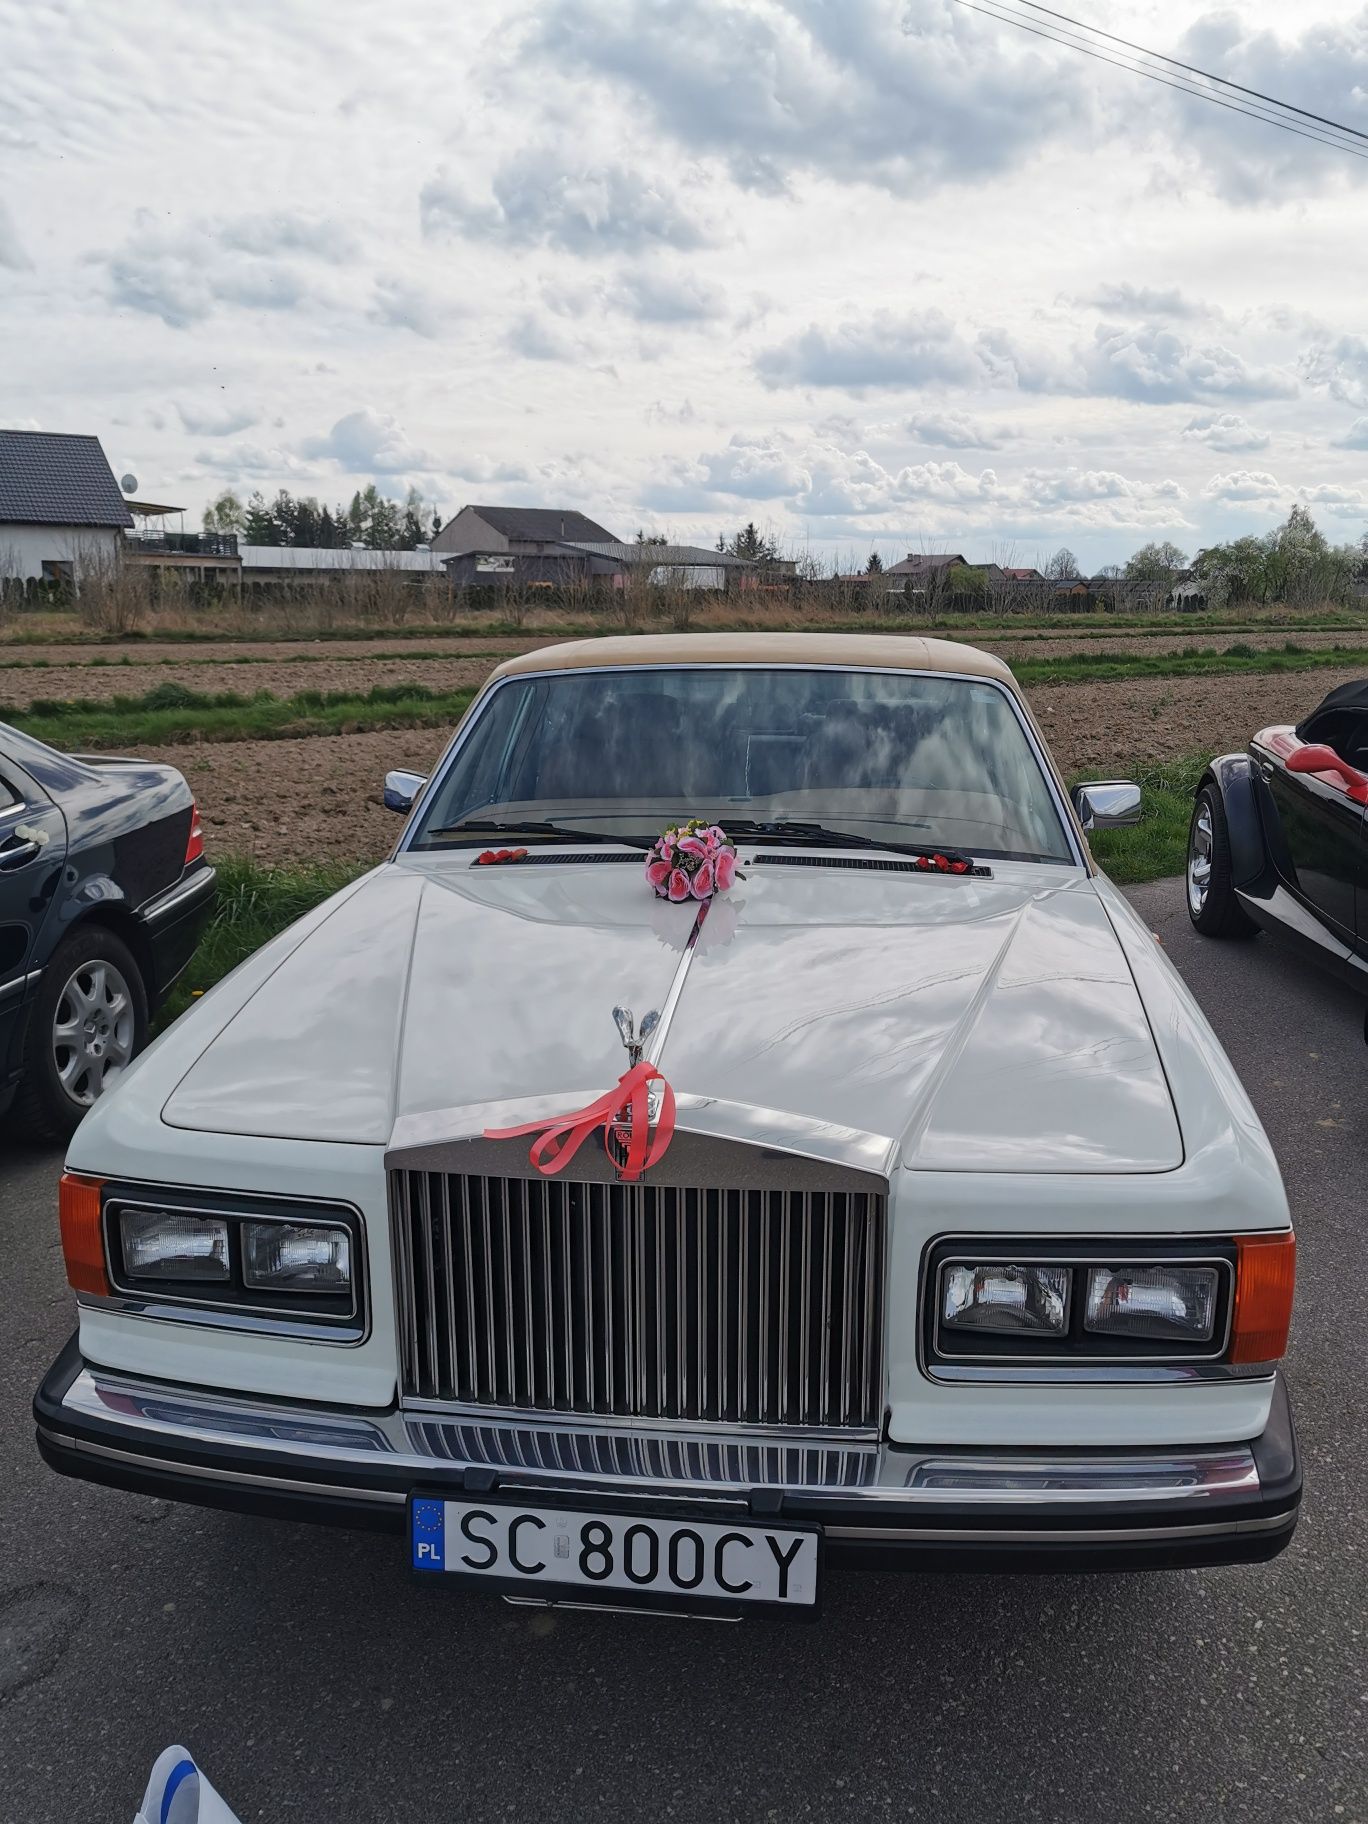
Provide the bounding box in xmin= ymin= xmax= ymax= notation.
xmin=391 ymin=1173 xmax=886 ymax=1431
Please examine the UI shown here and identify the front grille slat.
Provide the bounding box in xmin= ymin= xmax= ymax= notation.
xmin=391 ymin=1171 xmax=886 ymax=1432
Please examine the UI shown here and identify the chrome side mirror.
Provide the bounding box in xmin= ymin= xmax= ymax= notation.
xmin=1072 ymin=781 xmax=1141 ymax=829
xmin=383 ymin=770 xmax=428 ymax=814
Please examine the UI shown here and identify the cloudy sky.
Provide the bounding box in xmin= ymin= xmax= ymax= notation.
xmin=3 ymin=0 xmax=1368 ymax=571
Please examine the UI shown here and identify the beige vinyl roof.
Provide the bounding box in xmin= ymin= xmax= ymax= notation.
xmin=490 ymin=631 xmax=1015 ymax=687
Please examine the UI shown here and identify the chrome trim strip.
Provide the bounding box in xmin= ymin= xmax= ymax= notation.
xmin=48 ymin=1434 xmax=404 ymax=1507
xmin=643 ymin=898 xmax=709 ymax=1066
xmin=826 ymin=1513 xmax=1293 ymax=1546
xmin=137 ymin=866 xmax=217 ymax=925
xmin=52 ymin=1368 xmax=1267 ymax=1510
xmin=398 ymin=663 xmax=1086 ymax=872
xmin=398 ymin=1394 xmax=880 ymax=1444
xmin=47 ymin=1425 xmax=1287 ymax=1544
xmin=0 ymin=966 xmax=41 ymax=1004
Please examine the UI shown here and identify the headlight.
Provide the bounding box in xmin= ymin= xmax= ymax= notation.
xmin=243 ymin=1221 xmax=351 ymax=1293
xmin=99 ymin=1190 xmax=364 ymax=1339
xmin=1084 ymin=1264 xmax=1218 ymax=1343
xmin=925 ymin=1237 xmax=1242 ymax=1374
xmin=120 ymin=1209 xmax=229 ymax=1282
xmin=941 ymin=1263 xmax=1070 ymax=1335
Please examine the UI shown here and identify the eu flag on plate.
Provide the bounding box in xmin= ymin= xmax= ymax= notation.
xmin=412 ymin=1498 xmax=446 ymax=1571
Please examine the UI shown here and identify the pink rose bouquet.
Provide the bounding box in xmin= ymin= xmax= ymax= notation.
xmin=646 ymin=818 xmax=740 ymax=901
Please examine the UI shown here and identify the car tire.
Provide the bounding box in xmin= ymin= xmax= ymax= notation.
xmin=1187 ymin=784 xmax=1258 ymax=939
xmin=10 ymin=925 xmax=149 ymax=1143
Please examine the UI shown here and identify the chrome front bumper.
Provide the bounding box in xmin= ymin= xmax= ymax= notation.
xmin=35 ymin=1339 xmax=1301 ymax=1572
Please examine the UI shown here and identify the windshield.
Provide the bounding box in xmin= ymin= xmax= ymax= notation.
xmin=409 ymin=666 xmax=1075 ymax=865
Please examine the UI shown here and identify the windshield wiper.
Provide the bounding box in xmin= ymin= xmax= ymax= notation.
xmin=428 ymin=817 xmax=652 ymax=852
xmin=714 ymin=817 xmax=980 ymax=871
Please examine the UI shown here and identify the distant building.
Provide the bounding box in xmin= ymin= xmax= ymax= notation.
xmin=0 ymin=429 xmax=133 ymax=586
xmin=1002 ymin=566 xmax=1043 ymax=582
xmin=442 ymin=536 xmax=751 ymax=593
xmin=240 ymin=545 xmax=445 ymax=583
xmin=883 ymin=552 xmax=970 ymax=579
xmin=433 ymin=504 xmax=618 ymax=556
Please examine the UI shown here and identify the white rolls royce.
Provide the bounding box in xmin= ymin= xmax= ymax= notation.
xmin=36 ymin=634 xmax=1300 ymax=1616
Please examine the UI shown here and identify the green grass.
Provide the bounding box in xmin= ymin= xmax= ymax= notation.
xmin=9 ymin=680 xmax=477 ymax=750
xmin=8 ymin=638 xmax=1368 ymax=750
xmin=1012 ymin=641 xmax=1368 ymax=687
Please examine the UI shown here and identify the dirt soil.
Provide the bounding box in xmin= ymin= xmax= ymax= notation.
xmin=1032 ymin=665 xmax=1366 ymax=773
xmin=133 ymin=664 xmax=1366 ymax=868
xmin=4 ymin=627 xmax=1366 ymax=711
xmin=136 ymin=728 xmax=453 ymax=865
xmin=0 ymin=655 xmax=500 ymax=708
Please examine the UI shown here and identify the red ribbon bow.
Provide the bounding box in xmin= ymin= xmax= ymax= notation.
xmin=482 ymin=1061 xmax=676 ymax=1181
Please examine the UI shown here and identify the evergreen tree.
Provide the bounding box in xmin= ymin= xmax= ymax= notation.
xmin=864 ymin=551 xmax=884 ymax=575
xmin=724 ymin=522 xmax=778 ymax=562
xmin=243 ymin=491 xmax=279 ymax=545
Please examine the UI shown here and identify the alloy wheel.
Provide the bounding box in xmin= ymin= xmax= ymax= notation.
xmin=51 ymin=958 xmax=136 ymax=1108
xmin=1187 ymin=801 xmax=1214 ymax=918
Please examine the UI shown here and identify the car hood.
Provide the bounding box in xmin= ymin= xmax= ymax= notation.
xmin=160 ymin=856 xmax=1182 ymax=1173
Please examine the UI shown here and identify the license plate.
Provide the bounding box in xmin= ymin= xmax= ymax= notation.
xmin=410 ymin=1494 xmax=820 ymax=1611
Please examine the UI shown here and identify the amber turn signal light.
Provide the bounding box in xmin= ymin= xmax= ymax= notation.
xmin=1230 ymin=1231 xmax=1296 ymax=1364
xmin=58 ymin=1173 xmax=109 ymax=1297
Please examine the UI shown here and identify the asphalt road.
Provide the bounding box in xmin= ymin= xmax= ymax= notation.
xmin=1 ymin=879 xmax=1364 ymax=1824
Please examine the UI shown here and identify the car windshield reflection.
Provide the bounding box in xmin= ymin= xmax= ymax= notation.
xmin=408 ymin=666 xmax=1075 ymax=865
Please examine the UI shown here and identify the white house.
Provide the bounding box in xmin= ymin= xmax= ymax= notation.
xmin=0 ymin=429 xmax=134 ymax=585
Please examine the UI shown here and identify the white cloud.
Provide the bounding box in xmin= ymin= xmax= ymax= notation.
xmin=297 ymin=410 xmax=439 ymax=473
xmin=1302 ymin=335 xmax=1368 ymax=409
xmin=905 ymin=410 xmax=1020 ymax=451
xmin=1182 ymin=413 xmax=1272 ymax=454
xmin=421 ymin=152 xmax=715 ymax=256
xmin=176 ymin=400 xmax=258 ymax=437
xmin=1055 ymin=324 xmax=1295 ymax=404
xmin=368 ymin=278 xmax=451 ymax=339
xmin=1171 ymin=12 xmax=1368 ymax=202
xmin=530 ymin=0 xmax=1084 ymax=194
xmin=608 ymin=267 xmax=725 ymax=324
xmin=103 ymin=209 xmax=354 ymax=328
xmin=0 ymin=199 xmax=30 ymax=270
xmin=756 ymin=310 xmax=981 ymax=391
xmin=1081 ymin=284 xmax=1209 ymax=320
xmin=1332 ymin=416 xmax=1368 ymax=450
xmin=1296 ymin=482 xmax=1367 ymax=515
xmin=761 ymin=313 xmax=1297 ymax=406
xmin=1202 ymin=470 xmax=1285 ymax=504
xmin=641 ymin=432 xmax=1189 ymax=534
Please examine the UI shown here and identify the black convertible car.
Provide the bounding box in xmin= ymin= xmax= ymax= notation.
xmin=1 ymin=723 xmax=216 ymax=1139
xmin=1188 ymin=680 xmax=1368 ymax=1008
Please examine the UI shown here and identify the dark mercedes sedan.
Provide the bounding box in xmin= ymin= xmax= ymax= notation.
xmin=0 ymin=722 xmax=215 ymax=1139
xmin=1187 ymin=679 xmax=1368 ymax=1009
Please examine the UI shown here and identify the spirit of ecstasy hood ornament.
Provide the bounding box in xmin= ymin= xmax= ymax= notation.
xmin=612 ymin=1005 xmax=660 ymax=1068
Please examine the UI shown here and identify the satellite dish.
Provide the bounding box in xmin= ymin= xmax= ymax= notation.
xmin=120 ymin=473 xmax=138 ymax=495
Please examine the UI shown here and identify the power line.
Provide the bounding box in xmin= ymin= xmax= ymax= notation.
xmin=958 ymin=0 xmax=1368 ymax=159
xmin=950 ymin=0 xmax=1368 ymax=164
xmin=1011 ymin=0 xmax=1368 ymax=146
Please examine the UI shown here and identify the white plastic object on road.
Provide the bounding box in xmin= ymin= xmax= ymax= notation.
xmin=132 ymin=1746 xmax=243 ymax=1824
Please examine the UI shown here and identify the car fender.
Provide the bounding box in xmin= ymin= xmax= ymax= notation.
xmin=1200 ymin=753 xmax=1269 ymax=889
